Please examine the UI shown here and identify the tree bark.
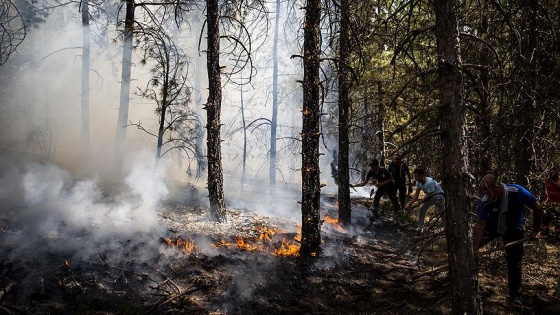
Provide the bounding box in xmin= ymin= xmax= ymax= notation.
xmin=115 ymin=0 xmax=134 ymax=160
xmin=205 ymin=0 xmax=227 ymax=222
xmin=81 ymin=0 xmax=90 ymax=158
xmin=300 ymin=0 xmax=322 ymax=257
xmin=337 ymin=0 xmax=351 ymax=225
xmin=194 ymin=31 xmax=206 ymax=178
xmin=435 ymin=0 xmax=482 ymax=313
xmin=270 ymin=0 xmax=280 ymax=189
xmin=513 ymin=0 xmax=538 ymax=186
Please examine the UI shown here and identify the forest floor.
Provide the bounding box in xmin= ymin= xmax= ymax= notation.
xmin=1 ymin=181 xmax=560 ymax=315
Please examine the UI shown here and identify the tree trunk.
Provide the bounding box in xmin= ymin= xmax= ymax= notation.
xmin=81 ymin=0 xmax=90 ymax=158
xmin=473 ymin=0 xmax=491 ymax=178
xmin=513 ymin=0 xmax=538 ymax=186
xmin=270 ymin=0 xmax=280 ymax=190
xmin=375 ymin=82 xmax=385 ymax=165
xmin=194 ymin=36 xmax=206 ymax=178
xmin=205 ymin=0 xmax=227 ymax=222
xmin=300 ymin=0 xmax=322 ymax=257
xmin=115 ymin=0 xmax=134 ymax=160
xmin=435 ymin=0 xmax=482 ymax=313
xmin=240 ymin=82 xmax=246 ymax=191
xmin=337 ymin=0 xmax=351 ymax=225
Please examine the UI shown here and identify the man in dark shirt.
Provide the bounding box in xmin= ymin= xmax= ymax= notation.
xmin=387 ymin=153 xmax=413 ymax=210
xmin=350 ymin=159 xmax=399 ymax=217
xmin=473 ymin=174 xmax=543 ymax=305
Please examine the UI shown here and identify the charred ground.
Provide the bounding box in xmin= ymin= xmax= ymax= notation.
xmin=1 ymin=185 xmax=560 ymax=315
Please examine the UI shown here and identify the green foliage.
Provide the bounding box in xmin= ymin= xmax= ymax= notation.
xmin=343 ymin=0 xmax=560 ymax=187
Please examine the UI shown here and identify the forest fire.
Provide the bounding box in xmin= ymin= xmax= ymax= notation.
xmin=165 ymin=224 xmax=303 ymax=257
xmin=165 ymin=237 xmax=201 ymax=254
xmin=324 ymin=215 xmax=344 ymax=231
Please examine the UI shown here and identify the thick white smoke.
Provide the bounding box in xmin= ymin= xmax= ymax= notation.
xmin=0 ymin=151 xmax=169 ymax=258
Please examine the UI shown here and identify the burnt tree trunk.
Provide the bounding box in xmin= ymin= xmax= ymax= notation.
xmin=300 ymin=0 xmax=322 ymax=257
xmin=205 ymin=0 xmax=226 ymax=222
xmin=337 ymin=0 xmax=351 ymax=225
xmin=435 ymin=0 xmax=482 ymax=313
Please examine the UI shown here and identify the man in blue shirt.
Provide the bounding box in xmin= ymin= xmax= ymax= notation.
xmin=473 ymin=174 xmax=543 ymax=305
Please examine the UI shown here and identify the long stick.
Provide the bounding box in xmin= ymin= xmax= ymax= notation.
xmin=410 ymin=237 xmax=532 ymax=281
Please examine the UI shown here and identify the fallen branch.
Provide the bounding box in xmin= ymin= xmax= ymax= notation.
xmin=409 ymin=237 xmax=532 ymax=281
xmin=140 ymin=286 xmax=206 ymax=315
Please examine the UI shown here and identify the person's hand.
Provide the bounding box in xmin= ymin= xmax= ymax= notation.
xmin=530 ymin=230 xmax=541 ymax=239
xmin=349 ymin=184 xmax=354 ymax=188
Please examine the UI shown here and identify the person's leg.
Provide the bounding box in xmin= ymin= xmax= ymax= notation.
xmin=503 ymin=229 xmax=524 ymax=299
xmin=388 ymin=185 xmax=400 ymax=211
xmin=397 ymin=181 xmax=406 ymax=208
xmin=417 ymin=203 xmax=430 ymax=231
xmin=372 ymin=187 xmax=384 ymax=217
xmin=436 ymin=197 xmax=446 ymax=228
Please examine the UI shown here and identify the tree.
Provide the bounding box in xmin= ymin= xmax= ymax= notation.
xmin=336 ymin=0 xmax=351 ymax=225
xmin=81 ymin=0 xmax=91 ymax=157
xmin=113 ymin=0 xmax=192 ymax=163
xmin=270 ymin=0 xmax=280 ymax=190
xmin=114 ymin=0 xmax=135 ymax=161
xmin=300 ymin=0 xmax=322 ymax=257
xmin=435 ymin=0 xmax=481 ymax=313
xmin=134 ymin=28 xmax=194 ymax=164
xmin=205 ymin=0 xmax=227 ymax=222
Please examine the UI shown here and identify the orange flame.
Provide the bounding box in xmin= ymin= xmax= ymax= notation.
xmin=165 ymin=237 xmax=200 ymax=254
xmin=236 ymin=238 xmax=258 ymax=251
xmin=212 ymin=239 xmax=233 ymax=248
xmin=324 ymin=215 xmax=344 ymax=231
xmin=273 ymin=237 xmax=300 ymax=256
xmin=258 ymin=225 xmax=278 ymax=241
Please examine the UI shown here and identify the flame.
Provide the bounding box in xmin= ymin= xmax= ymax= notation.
xmin=324 ymin=215 xmax=344 ymax=231
xmin=236 ymin=238 xmax=259 ymax=251
xmin=273 ymin=237 xmax=300 ymax=256
xmin=167 ymin=225 xmax=303 ymax=257
xmin=165 ymin=237 xmax=200 ymax=254
xmin=212 ymin=239 xmax=233 ymax=248
xmin=258 ymin=225 xmax=278 ymax=241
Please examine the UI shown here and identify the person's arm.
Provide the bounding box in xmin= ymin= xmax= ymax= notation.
xmin=472 ymin=220 xmax=487 ymax=252
xmin=376 ymin=175 xmax=394 ymax=188
xmin=405 ymin=188 xmax=421 ymax=210
xmin=530 ymin=200 xmax=544 ymax=238
xmin=350 ymin=173 xmax=371 ymax=188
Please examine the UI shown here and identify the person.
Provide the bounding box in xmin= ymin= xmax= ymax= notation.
xmin=405 ymin=168 xmax=445 ymax=233
xmin=387 ymin=153 xmax=413 ymax=210
xmin=350 ymin=159 xmax=399 ymax=218
xmin=545 ymin=168 xmax=560 ymax=204
xmin=472 ymin=174 xmax=543 ymax=305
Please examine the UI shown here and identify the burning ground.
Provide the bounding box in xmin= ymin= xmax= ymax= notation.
xmin=1 ymin=166 xmax=560 ymax=314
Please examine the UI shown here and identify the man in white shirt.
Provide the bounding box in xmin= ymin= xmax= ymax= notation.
xmin=405 ymin=168 xmax=445 ymax=233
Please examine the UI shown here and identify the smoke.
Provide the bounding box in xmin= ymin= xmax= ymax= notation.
xmin=0 ymin=151 xmax=168 ymax=261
